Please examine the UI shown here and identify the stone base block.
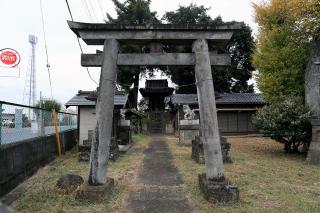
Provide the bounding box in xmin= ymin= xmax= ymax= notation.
xmin=307 ymin=142 xmax=320 ymax=164
xmin=179 ymin=120 xmax=199 ymax=146
xmin=198 ymin=173 xmax=239 ymax=203
xmin=78 ymin=145 xmax=91 ymax=162
xmin=119 ymin=126 xmax=132 ymax=145
xmin=192 ymin=136 xmax=205 ymax=164
xmin=307 ymin=119 xmax=320 ymax=164
xmin=221 ymin=138 xmax=233 ymax=164
xmin=75 ymin=178 xmax=114 ymax=202
xmin=109 ymin=138 xmax=119 ymax=161
xmin=179 ymin=130 xmax=199 ymax=146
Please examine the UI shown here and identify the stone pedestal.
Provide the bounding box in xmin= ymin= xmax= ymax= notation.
xmin=78 ymin=138 xmax=119 ymax=162
xmin=165 ymin=123 xmax=174 ymax=134
xmin=119 ymin=120 xmax=132 ymax=145
xmin=109 ymin=137 xmax=119 ymax=161
xmin=179 ymin=119 xmax=199 ymax=146
xmin=192 ymin=136 xmax=205 ymax=164
xmin=192 ymin=136 xmax=232 ymax=164
xmin=307 ymin=119 xmax=320 ymax=164
xmin=198 ymin=173 xmax=239 ymax=203
xmin=78 ymin=144 xmax=91 ymax=162
xmin=221 ymin=137 xmax=233 ymax=163
xmin=78 ymin=131 xmax=93 ymax=161
xmin=75 ymin=178 xmax=114 ymax=202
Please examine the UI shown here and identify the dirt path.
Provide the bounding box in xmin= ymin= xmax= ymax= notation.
xmin=122 ymin=135 xmax=201 ymax=213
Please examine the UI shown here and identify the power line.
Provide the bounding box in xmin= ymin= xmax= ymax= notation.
xmin=81 ymin=0 xmax=94 ymax=22
xmin=39 ymin=0 xmax=53 ymax=99
xmin=65 ymin=0 xmax=98 ymax=85
xmin=87 ymin=0 xmax=99 ymax=22
xmin=97 ymin=0 xmax=105 ymax=21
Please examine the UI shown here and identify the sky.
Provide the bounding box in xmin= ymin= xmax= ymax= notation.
xmin=0 ymin=0 xmax=261 ymax=106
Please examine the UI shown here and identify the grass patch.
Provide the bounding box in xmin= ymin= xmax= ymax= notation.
xmin=11 ymin=134 xmax=150 ymax=213
xmin=167 ymin=136 xmax=320 ymax=213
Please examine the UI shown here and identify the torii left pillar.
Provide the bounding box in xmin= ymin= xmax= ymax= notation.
xmin=76 ymin=39 xmax=118 ymax=202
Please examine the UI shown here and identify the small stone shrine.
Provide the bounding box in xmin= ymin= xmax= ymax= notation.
xmin=118 ymin=110 xmax=132 ymax=146
xmin=179 ymin=105 xmax=199 ymax=145
xmin=140 ymin=79 xmax=174 ymax=112
xmin=139 ymin=79 xmax=174 ymax=133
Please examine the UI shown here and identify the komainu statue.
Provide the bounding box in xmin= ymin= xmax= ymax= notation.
xmin=183 ymin=105 xmax=195 ymax=120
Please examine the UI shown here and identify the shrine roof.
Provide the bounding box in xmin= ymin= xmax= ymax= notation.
xmin=170 ymin=93 xmax=265 ymax=105
xmin=65 ymin=90 xmax=128 ymax=107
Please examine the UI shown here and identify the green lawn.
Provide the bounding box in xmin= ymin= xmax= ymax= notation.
xmin=10 ymin=134 xmax=320 ymax=212
xmin=166 ymin=136 xmax=320 ymax=213
xmin=11 ymin=134 xmax=149 ymax=213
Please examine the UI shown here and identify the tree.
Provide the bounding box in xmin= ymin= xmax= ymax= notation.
xmin=253 ymin=0 xmax=320 ymax=102
xmin=35 ymin=99 xmax=61 ymax=112
xmin=35 ymin=99 xmax=61 ymax=126
xmin=162 ymin=4 xmax=255 ymax=94
xmin=106 ymin=0 xmax=159 ymax=108
xmin=253 ymin=98 xmax=312 ymax=153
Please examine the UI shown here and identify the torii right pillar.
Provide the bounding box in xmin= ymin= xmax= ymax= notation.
xmin=306 ymin=36 xmax=320 ymax=164
xmin=193 ymin=39 xmax=239 ymax=203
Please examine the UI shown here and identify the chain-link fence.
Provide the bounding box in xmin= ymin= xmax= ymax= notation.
xmin=0 ymin=101 xmax=77 ymax=145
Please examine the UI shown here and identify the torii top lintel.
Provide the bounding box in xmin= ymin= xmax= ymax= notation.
xmin=68 ymin=21 xmax=244 ymax=45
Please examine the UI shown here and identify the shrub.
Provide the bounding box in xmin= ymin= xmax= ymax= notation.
xmin=253 ymin=98 xmax=312 ymax=153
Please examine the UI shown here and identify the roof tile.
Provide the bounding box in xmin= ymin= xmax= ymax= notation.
xmin=65 ymin=91 xmax=128 ymax=107
xmin=170 ymin=93 xmax=265 ymax=105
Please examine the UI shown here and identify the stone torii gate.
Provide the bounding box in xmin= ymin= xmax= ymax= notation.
xmin=69 ymin=21 xmax=241 ymax=202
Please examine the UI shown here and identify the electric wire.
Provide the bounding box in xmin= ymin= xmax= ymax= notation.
xmin=81 ymin=0 xmax=94 ymax=22
xmin=65 ymin=0 xmax=98 ymax=85
xmin=97 ymin=0 xmax=105 ymax=20
xmin=80 ymin=0 xmax=93 ymax=22
xmin=39 ymin=0 xmax=53 ymax=99
xmin=87 ymin=0 xmax=99 ymax=22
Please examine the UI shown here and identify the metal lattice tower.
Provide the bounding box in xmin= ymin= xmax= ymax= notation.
xmin=23 ymin=35 xmax=38 ymax=118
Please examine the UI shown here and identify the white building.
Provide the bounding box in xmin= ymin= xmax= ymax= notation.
xmin=65 ymin=90 xmax=129 ymax=146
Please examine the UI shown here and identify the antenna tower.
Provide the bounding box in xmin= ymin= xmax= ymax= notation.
xmin=23 ymin=35 xmax=38 ymax=118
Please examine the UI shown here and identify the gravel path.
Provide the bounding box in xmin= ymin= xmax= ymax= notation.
xmin=122 ymin=135 xmax=201 ymax=213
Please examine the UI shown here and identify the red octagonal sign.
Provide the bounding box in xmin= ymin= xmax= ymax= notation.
xmin=0 ymin=48 xmax=21 ymax=67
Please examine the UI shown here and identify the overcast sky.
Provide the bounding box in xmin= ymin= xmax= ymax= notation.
xmin=0 ymin=0 xmax=260 ymax=106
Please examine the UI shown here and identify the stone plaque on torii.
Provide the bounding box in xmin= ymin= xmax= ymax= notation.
xmin=68 ymin=21 xmax=241 ymax=202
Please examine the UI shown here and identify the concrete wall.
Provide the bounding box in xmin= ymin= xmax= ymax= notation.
xmin=0 ymin=129 xmax=77 ymax=197
xmin=79 ymin=107 xmax=96 ymax=146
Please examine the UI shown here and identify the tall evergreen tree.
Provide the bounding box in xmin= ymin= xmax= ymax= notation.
xmin=162 ymin=4 xmax=255 ymax=94
xmin=106 ymin=0 xmax=159 ymax=107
